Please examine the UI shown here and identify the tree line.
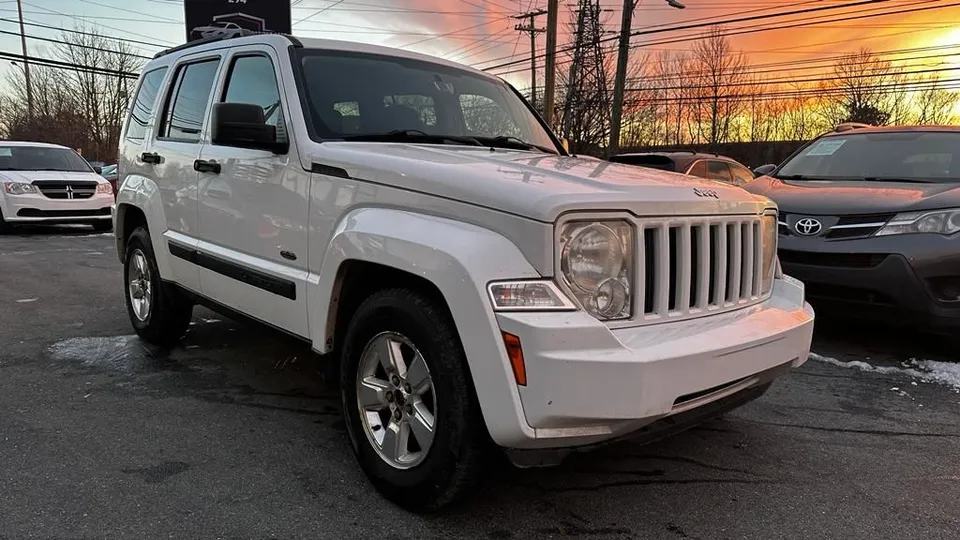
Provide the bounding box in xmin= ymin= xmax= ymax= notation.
xmin=1 ymin=25 xmax=958 ymax=161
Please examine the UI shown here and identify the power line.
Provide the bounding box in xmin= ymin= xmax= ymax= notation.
xmin=0 ymin=17 xmax=169 ymax=49
xmin=486 ymin=0 xmax=958 ymax=75
xmin=478 ymin=0 xmax=923 ymax=71
xmin=0 ymin=28 xmax=152 ymax=59
xmin=0 ymin=50 xmax=138 ymax=78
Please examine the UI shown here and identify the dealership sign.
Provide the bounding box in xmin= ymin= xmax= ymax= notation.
xmin=183 ymin=0 xmax=291 ymax=42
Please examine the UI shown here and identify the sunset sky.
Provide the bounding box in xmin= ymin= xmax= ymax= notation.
xmin=1 ymin=0 xmax=958 ymax=93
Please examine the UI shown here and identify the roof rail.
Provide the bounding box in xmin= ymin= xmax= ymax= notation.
xmin=153 ymin=31 xmax=302 ymax=59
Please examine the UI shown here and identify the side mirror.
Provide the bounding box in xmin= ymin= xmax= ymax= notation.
xmin=560 ymin=138 xmax=570 ymax=153
xmin=93 ymin=166 xmax=102 ymax=175
xmin=753 ymin=164 xmax=776 ymax=177
xmin=212 ymin=102 xmax=286 ymax=153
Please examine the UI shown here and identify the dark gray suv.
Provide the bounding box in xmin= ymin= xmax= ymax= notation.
xmin=745 ymin=126 xmax=960 ymax=330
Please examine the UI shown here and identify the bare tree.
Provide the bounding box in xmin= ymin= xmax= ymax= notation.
xmin=689 ymin=26 xmax=750 ymax=146
xmin=817 ymin=48 xmax=907 ymax=126
xmin=914 ymin=74 xmax=959 ymax=125
xmin=0 ymin=25 xmax=142 ymax=162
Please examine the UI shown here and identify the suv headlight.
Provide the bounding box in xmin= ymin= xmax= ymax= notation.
xmin=876 ymin=208 xmax=960 ymax=236
xmin=2 ymin=182 xmax=37 ymax=195
xmin=760 ymin=213 xmax=778 ymax=294
xmin=558 ymin=220 xmax=633 ymax=320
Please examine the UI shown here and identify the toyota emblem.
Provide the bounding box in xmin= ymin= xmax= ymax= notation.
xmin=795 ymin=218 xmax=822 ymax=236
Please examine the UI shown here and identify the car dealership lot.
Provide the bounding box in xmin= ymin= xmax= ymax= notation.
xmin=1 ymin=228 xmax=959 ymax=540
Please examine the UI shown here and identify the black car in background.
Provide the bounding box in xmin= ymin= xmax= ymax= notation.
xmin=609 ymin=151 xmax=756 ymax=187
xmin=745 ymin=125 xmax=960 ymax=331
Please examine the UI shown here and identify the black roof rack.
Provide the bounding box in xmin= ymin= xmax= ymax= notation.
xmin=153 ymin=31 xmax=302 ymax=59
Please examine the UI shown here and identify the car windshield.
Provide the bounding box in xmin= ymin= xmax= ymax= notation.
xmin=776 ymin=131 xmax=960 ymax=183
xmin=0 ymin=145 xmax=94 ymax=173
xmin=295 ymin=49 xmax=559 ymax=154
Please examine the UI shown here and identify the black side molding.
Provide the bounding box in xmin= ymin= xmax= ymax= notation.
xmin=168 ymin=241 xmax=296 ymax=301
xmin=311 ymin=163 xmax=350 ymax=179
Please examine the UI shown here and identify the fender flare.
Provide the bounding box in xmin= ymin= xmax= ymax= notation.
xmin=308 ymin=207 xmax=544 ymax=445
xmin=114 ymin=174 xmax=175 ymax=279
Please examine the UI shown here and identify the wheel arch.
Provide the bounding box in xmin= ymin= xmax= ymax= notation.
xmin=308 ymin=207 xmax=543 ymax=445
xmin=114 ymin=175 xmax=173 ymax=279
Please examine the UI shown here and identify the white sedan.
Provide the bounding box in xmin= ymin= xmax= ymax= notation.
xmin=0 ymin=142 xmax=115 ymax=232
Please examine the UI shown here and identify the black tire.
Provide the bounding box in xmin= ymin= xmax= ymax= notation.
xmin=0 ymin=209 xmax=11 ymax=234
xmin=123 ymin=227 xmax=193 ymax=346
xmin=92 ymin=220 xmax=113 ymax=232
xmin=340 ymin=288 xmax=487 ymax=513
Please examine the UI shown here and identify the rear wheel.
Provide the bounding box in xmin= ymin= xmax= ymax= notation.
xmin=124 ymin=227 xmax=193 ymax=346
xmin=340 ymin=288 xmax=487 ymax=513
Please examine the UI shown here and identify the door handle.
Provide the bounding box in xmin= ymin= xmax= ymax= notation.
xmin=139 ymin=152 xmax=161 ymax=164
xmin=194 ymin=159 xmax=221 ymax=174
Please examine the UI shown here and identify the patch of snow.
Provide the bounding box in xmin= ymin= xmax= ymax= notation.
xmin=16 ymin=298 xmax=38 ymax=303
xmin=48 ymin=335 xmax=141 ymax=371
xmin=200 ymin=318 xmax=222 ymax=324
xmin=811 ymin=353 xmax=960 ymax=392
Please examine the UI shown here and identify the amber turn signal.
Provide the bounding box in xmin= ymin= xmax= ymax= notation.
xmin=502 ymin=331 xmax=527 ymax=386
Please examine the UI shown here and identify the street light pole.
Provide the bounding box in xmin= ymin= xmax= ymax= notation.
xmin=16 ymin=0 xmax=33 ymax=121
xmin=609 ymin=0 xmax=684 ymax=157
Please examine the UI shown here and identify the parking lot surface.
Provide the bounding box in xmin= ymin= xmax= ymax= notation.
xmin=1 ymin=228 xmax=959 ymax=540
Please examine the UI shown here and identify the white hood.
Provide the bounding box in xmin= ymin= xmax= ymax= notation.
xmin=0 ymin=170 xmax=105 ymax=183
xmin=310 ymin=143 xmax=772 ymax=221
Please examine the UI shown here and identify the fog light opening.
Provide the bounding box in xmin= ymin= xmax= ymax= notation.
xmin=929 ymin=276 xmax=960 ymax=303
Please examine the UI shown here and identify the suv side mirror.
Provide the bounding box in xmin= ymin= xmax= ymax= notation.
xmin=753 ymin=163 xmax=776 ymax=177
xmin=212 ymin=102 xmax=286 ymax=153
xmin=93 ymin=166 xmax=102 ymax=175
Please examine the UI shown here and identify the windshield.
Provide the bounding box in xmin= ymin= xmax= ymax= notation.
xmin=777 ymin=131 xmax=960 ymax=183
xmin=0 ymin=145 xmax=94 ymax=173
xmin=295 ymin=49 xmax=559 ymax=153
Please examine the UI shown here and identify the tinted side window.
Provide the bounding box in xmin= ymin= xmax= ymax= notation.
xmin=688 ymin=161 xmax=708 ymax=178
xmin=160 ymin=59 xmax=220 ymax=142
xmin=126 ymin=67 xmax=168 ymax=141
xmin=222 ymin=55 xmax=283 ymax=132
xmin=707 ymin=161 xmax=732 ymax=183
xmin=730 ymin=164 xmax=753 ymax=186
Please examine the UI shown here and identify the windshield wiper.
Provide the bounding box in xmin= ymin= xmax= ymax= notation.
xmin=476 ymin=135 xmax=558 ymax=155
xmin=861 ymin=177 xmax=934 ymax=184
xmin=342 ymin=129 xmax=483 ymax=147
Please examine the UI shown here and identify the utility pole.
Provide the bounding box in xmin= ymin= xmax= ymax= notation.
xmin=609 ymin=0 xmax=684 ymax=156
xmin=16 ymin=0 xmax=33 ymax=121
xmin=542 ymin=0 xmax=559 ymax=127
xmin=514 ymin=9 xmax=547 ymax=110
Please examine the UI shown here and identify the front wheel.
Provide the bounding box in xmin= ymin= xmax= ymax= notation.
xmin=123 ymin=227 xmax=193 ymax=346
xmin=340 ymin=288 xmax=488 ymax=513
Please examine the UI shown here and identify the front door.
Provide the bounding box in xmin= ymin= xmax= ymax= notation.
xmin=195 ymin=47 xmax=310 ymax=337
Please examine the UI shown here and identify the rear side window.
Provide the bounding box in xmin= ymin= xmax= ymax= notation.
xmin=688 ymin=161 xmax=708 ymax=177
xmin=707 ymin=161 xmax=732 ymax=183
xmin=730 ymin=164 xmax=753 ymax=186
xmin=126 ymin=67 xmax=168 ymax=141
xmin=159 ymin=59 xmax=220 ymax=142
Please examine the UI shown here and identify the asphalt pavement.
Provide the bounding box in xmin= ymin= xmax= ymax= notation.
xmin=1 ymin=227 xmax=959 ymax=540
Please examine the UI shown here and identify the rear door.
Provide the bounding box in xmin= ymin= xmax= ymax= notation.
xmin=149 ymin=53 xmax=224 ymax=293
xmin=194 ymin=45 xmax=310 ymax=337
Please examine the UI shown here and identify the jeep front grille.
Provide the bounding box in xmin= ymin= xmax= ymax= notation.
xmin=637 ymin=216 xmax=764 ymax=323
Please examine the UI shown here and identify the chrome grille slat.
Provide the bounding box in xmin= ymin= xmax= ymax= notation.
xmin=636 ymin=215 xmax=765 ymax=324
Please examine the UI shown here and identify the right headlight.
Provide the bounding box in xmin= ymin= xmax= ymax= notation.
xmin=558 ymin=220 xmax=634 ymax=320
xmin=760 ymin=213 xmax=778 ymax=294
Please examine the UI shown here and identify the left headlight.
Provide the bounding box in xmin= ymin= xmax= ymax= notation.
xmin=876 ymin=208 xmax=960 ymax=236
xmin=2 ymin=182 xmax=37 ymax=195
xmin=760 ymin=213 xmax=778 ymax=294
xmin=559 ymin=220 xmax=634 ymax=320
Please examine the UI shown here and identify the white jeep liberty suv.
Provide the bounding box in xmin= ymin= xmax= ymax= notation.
xmin=114 ymin=33 xmax=814 ymax=512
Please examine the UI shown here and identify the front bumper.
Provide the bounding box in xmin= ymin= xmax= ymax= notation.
xmin=778 ymin=232 xmax=960 ymax=328
xmin=1 ymin=192 xmax=114 ymax=222
xmin=493 ymin=276 xmax=814 ymax=450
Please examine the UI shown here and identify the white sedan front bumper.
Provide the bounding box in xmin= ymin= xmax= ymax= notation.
xmin=493 ymin=276 xmax=814 ymax=451
xmin=1 ymin=192 xmax=114 ymax=222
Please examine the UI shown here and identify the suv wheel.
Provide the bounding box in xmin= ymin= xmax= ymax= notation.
xmin=340 ymin=288 xmax=487 ymax=512
xmin=124 ymin=227 xmax=193 ymax=346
